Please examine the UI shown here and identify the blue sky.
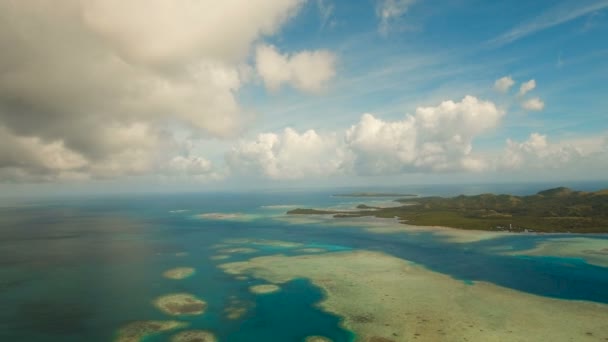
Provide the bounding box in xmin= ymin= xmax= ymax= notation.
xmin=0 ymin=0 xmax=606 ymax=194
xmin=247 ymin=0 xmax=607 ymax=139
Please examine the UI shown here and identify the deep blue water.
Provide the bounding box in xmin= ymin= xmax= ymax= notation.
xmin=1 ymin=183 xmax=607 ymax=341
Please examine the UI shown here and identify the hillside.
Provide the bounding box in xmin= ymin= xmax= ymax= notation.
xmin=287 ymin=187 xmax=608 ymax=233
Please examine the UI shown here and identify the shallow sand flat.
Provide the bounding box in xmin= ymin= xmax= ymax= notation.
xmin=170 ymin=330 xmax=217 ymax=342
xmin=210 ymin=254 xmax=230 ymax=260
xmin=115 ymin=320 xmax=187 ymax=342
xmin=223 ymin=238 xmax=303 ymax=248
xmin=163 ymin=267 xmax=196 ymax=280
xmin=220 ymin=250 xmax=608 ymax=342
xmin=219 ymin=247 xmax=258 ymax=254
xmin=154 ymin=293 xmax=207 ymax=316
xmin=249 ymin=284 xmax=280 ymax=294
xmin=197 ymin=212 xmax=260 ymax=221
xmin=296 ymin=248 xmax=327 ymax=253
xmin=276 ymin=214 xmax=508 ymax=244
xmin=507 ymin=237 xmax=608 ymax=267
xmin=261 ymin=204 xmax=302 ymax=209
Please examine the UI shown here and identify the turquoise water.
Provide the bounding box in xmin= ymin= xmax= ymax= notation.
xmin=1 ymin=183 xmax=607 ymax=341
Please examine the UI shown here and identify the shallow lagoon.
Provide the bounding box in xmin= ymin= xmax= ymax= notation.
xmin=1 ymin=183 xmax=607 ymax=341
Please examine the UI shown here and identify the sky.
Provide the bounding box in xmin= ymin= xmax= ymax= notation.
xmin=0 ymin=0 xmax=607 ymax=195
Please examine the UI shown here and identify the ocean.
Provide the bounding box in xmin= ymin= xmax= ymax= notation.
xmin=1 ymin=182 xmax=607 ymax=341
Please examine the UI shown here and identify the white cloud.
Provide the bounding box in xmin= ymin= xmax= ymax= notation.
xmin=228 ymin=96 xmax=503 ymax=178
xmin=519 ymin=79 xmax=537 ymax=96
xmin=347 ymin=96 xmax=502 ymax=174
xmin=0 ymin=0 xmax=309 ymax=181
xmin=255 ymin=44 xmax=337 ymax=93
xmin=494 ymin=76 xmax=515 ymax=93
xmin=500 ymin=133 xmax=605 ymax=170
xmin=522 ymin=97 xmax=545 ymax=111
xmin=82 ymin=0 xmax=305 ymax=66
xmin=376 ymin=0 xmax=416 ymax=34
xmin=164 ymin=156 xmax=224 ymax=181
xmin=226 ymin=128 xmax=347 ymax=179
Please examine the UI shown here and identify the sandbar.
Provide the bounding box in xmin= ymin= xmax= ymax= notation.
xmin=249 ymin=284 xmax=280 ymax=294
xmin=223 ymin=238 xmax=303 ymax=248
xmin=197 ymin=212 xmax=259 ymax=221
xmin=210 ymin=255 xmax=230 ymax=260
xmin=163 ymin=267 xmax=195 ymax=280
xmin=507 ymin=237 xmax=608 ymax=267
xmin=115 ymin=320 xmax=187 ymax=342
xmin=220 ymin=250 xmax=608 ymax=341
xmin=154 ymin=293 xmax=207 ymax=316
xmin=296 ymin=248 xmax=327 ymax=253
xmin=170 ymin=330 xmax=217 ymax=342
xmin=219 ymin=247 xmax=258 ymax=254
xmin=275 ymin=214 xmax=507 ymax=244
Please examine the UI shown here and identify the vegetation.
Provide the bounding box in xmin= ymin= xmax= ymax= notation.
xmin=288 ymin=187 xmax=608 ymax=233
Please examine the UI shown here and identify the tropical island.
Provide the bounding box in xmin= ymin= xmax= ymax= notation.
xmin=289 ymin=187 xmax=608 ymax=233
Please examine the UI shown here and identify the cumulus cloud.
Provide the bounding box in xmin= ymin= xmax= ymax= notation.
xmin=501 ymin=133 xmax=597 ymax=170
xmin=522 ymin=97 xmax=545 ymax=111
xmin=228 ymin=96 xmax=503 ymax=178
xmin=376 ymin=0 xmax=416 ymax=34
xmin=82 ymin=0 xmax=304 ymax=66
xmin=494 ymin=76 xmax=515 ymax=93
xmin=346 ymin=96 xmax=502 ymax=174
xmin=519 ymin=79 xmax=537 ymax=96
xmin=255 ymin=44 xmax=337 ymax=93
xmin=0 ymin=0 xmax=306 ymax=181
xmin=163 ymin=156 xmax=224 ymax=181
xmin=226 ymin=128 xmax=347 ymax=179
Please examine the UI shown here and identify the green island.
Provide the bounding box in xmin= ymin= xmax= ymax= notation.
xmin=332 ymin=192 xmax=417 ymax=197
xmin=289 ymin=187 xmax=608 ymax=233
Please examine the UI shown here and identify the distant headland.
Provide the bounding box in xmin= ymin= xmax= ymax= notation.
xmin=290 ymin=187 xmax=608 ymax=233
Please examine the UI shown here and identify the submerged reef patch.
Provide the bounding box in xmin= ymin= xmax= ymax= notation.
xmin=115 ymin=320 xmax=187 ymax=342
xmin=249 ymin=284 xmax=280 ymax=294
xmin=153 ymin=293 xmax=207 ymax=316
xmin=162 ymin=267 xmax=195 ymax=280
xmin=223 ymin=295 xmax=253 ymax=320
xmin=170 ymin=329 xmax=217 ymax=342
